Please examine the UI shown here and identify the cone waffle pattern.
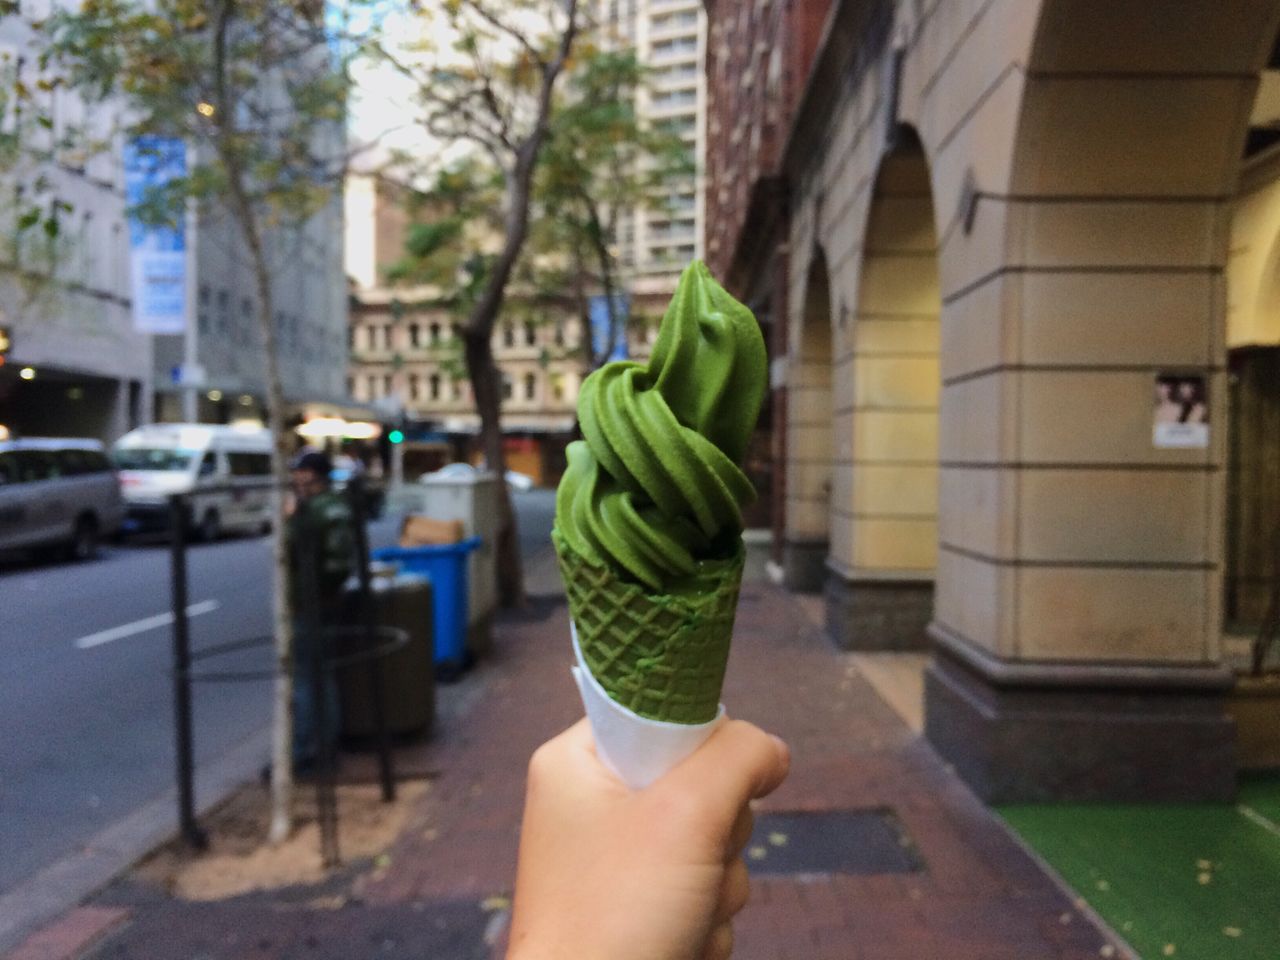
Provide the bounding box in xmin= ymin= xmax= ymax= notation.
xmin=556 ymin=530 xmax=744 ymax=724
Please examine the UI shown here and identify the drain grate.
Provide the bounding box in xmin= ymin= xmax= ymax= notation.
xmin=743 ymin=809 xmax=922 ymax=876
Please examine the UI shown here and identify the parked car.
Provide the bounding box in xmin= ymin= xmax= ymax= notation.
xmin=113 ymin=424 xmax=274 ymax=540
xmin=0 ymin=438 xmax=124 ymax=561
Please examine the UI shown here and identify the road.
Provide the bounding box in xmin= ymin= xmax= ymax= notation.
xmin=0 ymin=488 xmax=555 ymax=901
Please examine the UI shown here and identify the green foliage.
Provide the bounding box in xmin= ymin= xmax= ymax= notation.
xmin=0 ymin=46 xmax=74 ymax=294
xmin=384 ymin=41 xmax=692 ymax=372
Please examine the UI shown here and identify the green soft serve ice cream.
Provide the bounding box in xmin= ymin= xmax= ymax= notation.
xmin=554 ymin=261 xmax=767 ymax=724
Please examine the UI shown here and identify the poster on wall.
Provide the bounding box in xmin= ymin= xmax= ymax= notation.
xmin=124 ymin=137 xmax=187 ymax=334
xmin=1153 ymin=373 xmax=1209 ymax=449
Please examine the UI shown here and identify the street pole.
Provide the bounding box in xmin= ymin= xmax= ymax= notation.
xmin=181 ymin=196 xmax=200 ymax=422
xmin=168 ymin=494 xmax=206 ymax=849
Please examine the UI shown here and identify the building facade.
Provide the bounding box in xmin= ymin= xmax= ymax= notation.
xmin=0 ymin=19 xmax=349 ymax=444
xmin=705 ymin=0 xmax=1280 ymax=803
xmin=596 ymin=0 xmax=706 ymax=295
xmin=345 ymin=174 xmax=661 ymax=485
xmin=150 ymin=192 xmax=350 ymax=428
xmin=0 ymin=16 xmax=151 ymax=443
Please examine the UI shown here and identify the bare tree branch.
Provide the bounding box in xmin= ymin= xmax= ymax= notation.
xmin=460 ymin=0 xmax=547 ymax=71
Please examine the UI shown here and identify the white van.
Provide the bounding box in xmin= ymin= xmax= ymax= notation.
xmin=113 ymin=424 xmax=274 ymax=540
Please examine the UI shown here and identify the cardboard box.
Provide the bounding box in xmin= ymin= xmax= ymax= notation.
xmin=400 ymin=514 xmax=465 ymax=547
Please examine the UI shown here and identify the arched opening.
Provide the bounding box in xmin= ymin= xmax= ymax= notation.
xmin=826 ymin=128 xmax=940 ymax=650
xmin=1225 ymin=131 xmax=1280 ymax=637
xmin=783 ymin=249 xmax=834 ymax=592
xmin=924 ymin=0 xmax=1280 ymax=804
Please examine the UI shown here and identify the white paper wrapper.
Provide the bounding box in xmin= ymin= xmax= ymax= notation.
xmin=571 ymin=622 xmax=725 ymax=790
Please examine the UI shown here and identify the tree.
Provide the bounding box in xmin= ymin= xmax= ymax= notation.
xmin=45 ymin=0 xmax=357 ymax=842
xmin=371 ymin=0 xmax=582 ymax=607
xmin=0 ymin=25 xmax=80 ymax=324
xmin=536 ymin=48 xmax=692 ymax=373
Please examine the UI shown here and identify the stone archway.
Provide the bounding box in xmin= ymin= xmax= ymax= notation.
xmin=922 ymin=0 xmax=1280 ymax=802
xmin=783 ymin=249 xmax=835 ymax=592
xmin=826 ymin=128 xmax=940 ymax=651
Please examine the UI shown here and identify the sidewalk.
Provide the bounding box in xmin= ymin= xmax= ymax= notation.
xmin=8 ymin=553 xmax=1126 ymax=960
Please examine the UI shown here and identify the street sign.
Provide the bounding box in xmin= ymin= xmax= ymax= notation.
xmin=169 ymin=363 xmax=207 ymax=386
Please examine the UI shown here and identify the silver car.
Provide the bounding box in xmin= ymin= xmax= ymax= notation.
xmin=0 ymin=438 xmax=124 ymax=561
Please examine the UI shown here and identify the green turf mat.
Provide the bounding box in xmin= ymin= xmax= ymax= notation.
xmin=1238 ymin=773 xmax=1280 ymax=827
xmin=1000 ymin=779 xmax=1280 ymax=960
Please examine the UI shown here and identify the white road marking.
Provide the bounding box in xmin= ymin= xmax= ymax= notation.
xmin=73 ymin=600 xmax=221 ymax=650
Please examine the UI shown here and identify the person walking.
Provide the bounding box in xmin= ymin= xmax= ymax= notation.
xmin=287 ymin=449 xmax=355 ymax=772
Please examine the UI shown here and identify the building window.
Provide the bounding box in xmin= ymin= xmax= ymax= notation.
xmin=383 ymin=326 xmax=394 ymax=351
xmin=409 ymin=323 xmax=421 ymax=347
xmin=553 ymin=320 xmax=565 ymax=346
xmin=366 ymin=326 xmax=378 ymax=351
xmin=430 ymin=322 xmax=441 ymax=345
xmin=502 ymin=374 xmax=513 ymax=401
xmin=429 ymin=373 xmax=441 ymax=400
xmin=452 ymin=378 xmax=462 ymax=400
xmin=502 ymin=323 xmax=515 ymax=348
xmin=367 ymin=375 xmax=379 ymax=398
xmin=346 ymin=376 xmax=354 ymax=397
xmin=551 ymin=373 xmax=565 ymax=402
xmin=383 ymin=374 xmax=393 ymax=395
xmin=409 ymin=374 xmax=421 ymax=401
xmin=451 ymin=323 xmax=462 ymax=340
xmin=524 ymin=320 xmax=537 ymax=346
xmin=524 ymin=372 xmax=537 ymax=401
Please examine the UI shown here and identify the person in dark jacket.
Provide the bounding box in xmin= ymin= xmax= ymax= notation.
xmin=287 ymin=449 xmax=354 ymax=770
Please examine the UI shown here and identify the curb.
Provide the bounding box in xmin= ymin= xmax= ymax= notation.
xmin=0 ymin=727 xmax=271 ymax=958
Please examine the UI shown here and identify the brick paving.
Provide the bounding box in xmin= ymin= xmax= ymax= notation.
xmin=6 ymin=561 xmax=1129 ymax=960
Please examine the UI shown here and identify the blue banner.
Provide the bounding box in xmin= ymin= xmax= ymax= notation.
xmin=124 ymin=137 xmax=187 ymax=334
xmin=589 ymin=293 xmax=629 ymax=363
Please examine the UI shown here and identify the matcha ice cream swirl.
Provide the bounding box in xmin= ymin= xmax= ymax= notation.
xmin=556 ymin=261 xmax=767 ymax=592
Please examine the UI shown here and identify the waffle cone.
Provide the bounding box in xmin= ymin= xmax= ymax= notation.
xmin=554 ymin=530 xmax=745 ymax=724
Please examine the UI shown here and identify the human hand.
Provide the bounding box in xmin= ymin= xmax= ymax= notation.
xmin=507 ymin=717 xmax=790 ymax=960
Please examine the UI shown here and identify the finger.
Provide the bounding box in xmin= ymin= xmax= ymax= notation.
xmin=701 ymin=922 xmax=734 ymax=960
xmin=664 ymin=719 xmax=790 ymax=812
xmin=713 ymin=859 xmax=751 ymax=922
xmin=726 ymin=806 xmax=754 ymax=859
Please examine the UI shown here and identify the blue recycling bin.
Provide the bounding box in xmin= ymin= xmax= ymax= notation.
xmin=371 ymin=536 xmax=481 ymax=678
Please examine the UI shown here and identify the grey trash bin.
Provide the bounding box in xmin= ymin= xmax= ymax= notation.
xmin=338 ymin=572 xmax=434 ymax=739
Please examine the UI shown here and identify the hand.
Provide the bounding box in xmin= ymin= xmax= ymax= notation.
xmin=507 ymin=717 xmax=790 ymax=960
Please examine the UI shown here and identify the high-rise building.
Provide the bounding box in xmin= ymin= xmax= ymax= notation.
xmin=595 ymin=0 xmax=706 ymax=298
xmin=0 ymin=18 xmax=352 ymax=443
xmin=0 ymin=16 xmax=151 ymax=443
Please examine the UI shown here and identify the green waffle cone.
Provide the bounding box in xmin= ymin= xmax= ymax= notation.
xmin=555 ymin=528 xmax=744 ymax=724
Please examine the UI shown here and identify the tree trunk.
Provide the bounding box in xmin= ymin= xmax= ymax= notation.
xmin=584 ymin=195 xmax=621 ymax=367
xmin=224 ymin=171 xmax=295 ymax=844
xmin=464 ymin=327 xmax=524 ymax=608
xmin=451 ymin=0 xmax=579 ymax=608
xmin=212 ymin=0 xmax=295 ymax=843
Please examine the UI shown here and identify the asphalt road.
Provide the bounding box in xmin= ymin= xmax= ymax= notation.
xmin=0 ymin=488 xmax=556 ymax=900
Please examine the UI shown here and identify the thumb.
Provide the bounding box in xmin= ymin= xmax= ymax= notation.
xmin=659 ymin=718 xmax=790 ymax=813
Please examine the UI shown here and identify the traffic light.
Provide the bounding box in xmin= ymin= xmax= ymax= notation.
xmin=388 ymin=429 xmax=405 ymax=444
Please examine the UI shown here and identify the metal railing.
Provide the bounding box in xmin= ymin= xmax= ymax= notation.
xmin=167 ymin=475 xmax=403 ymax=865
